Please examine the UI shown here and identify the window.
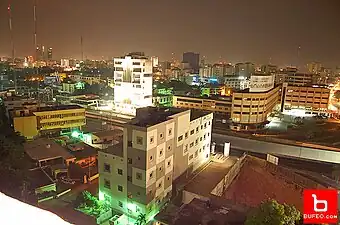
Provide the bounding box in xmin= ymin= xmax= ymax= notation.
xmin=117 ymin=169 xmax=123 ymax=175
xmin=137 ymin=192 xmax=141 ymax=196
xmin=167 ymin=160 xmax=171 ymax=167
xmin=118 ymin=201 xmax=123 ymax=208
xmin=184 ymin=144 xmax=188 ymax=153
xmin=168 ymin=128 xmax=172 ymax=136
xmin=104 ymin=179 xmax=111 ymax=189
xmin=159 ymin=150 xmax=163 ymax=156
xmin=137 ymin=136 xmax=143 ymax=145
xmin=208 ymin=121 xmax=211 ymax=125
xmin=128 ymin=158 xmax=132 ymax=164
xmin=150 ymin=136 xmax=154 ymax=144
xmin=185 ymin=132 xmax=188 ymax=139
xmin=177 ymin=135 xmax=183 ymax=142
xmin=195 ymin=150 xmax=198 ymax=157
xmin=204 ymin=123 xmax=207 ymax=128
xmin=159 ymin=133 xmax=164 ymax=139
xmin=118 ymin=185 xmax=123 ymax=192
xmin=159 ymin=166 xmax=162 ymax=171
xmin=136 ymin=172 xmax=142 ymax=180
xmin=190 ymin=142 xmax=194 ymax=148
xmin=201 ymin=125 xmax=203 ymax=130
xmin=150 ymin=155 xmax=153 ymax=161
xmin=195 ymin=139 xmax=198 ymax=145
xmin=196 ymin=127 xmax=199 ymax=132
xmin=149 ymin=171 xmax=154 ymax=178
xmin=158 ymin=182 xmax=162 ymax=188
xmin=190 ymin=129 xmax=194 ymax=135
xmin=104 ymin=163 xmax=111 ymax=173
xmin=127 ymin=176 xmax=132 ymax=182
xmin=189 ymin=155 xmax=193 ymax=160
xmin=128 ymin=209 xmax=132 ymax=213
xmin=208 ymin=132 xmax=210 ymax=137
xmin=200 ymin=137 xmax=203 ymax=142
xmin=168 ymin=145 xmax=171 ymax=151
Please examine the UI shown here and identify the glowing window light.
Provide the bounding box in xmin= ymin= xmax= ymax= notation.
xmin=0 ymin=192 xmax=72 ymax=225
xmin=71 ymin=131 xmax=80 ymax=138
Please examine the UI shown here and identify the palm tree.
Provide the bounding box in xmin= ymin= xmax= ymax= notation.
xmin=135 ymin=213 xmax=147 ymax=225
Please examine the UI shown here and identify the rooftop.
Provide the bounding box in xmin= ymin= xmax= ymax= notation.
xmin=130 ymin=107 xmax=187 ymax=127
xmin=184 ymin=157 xmax=237 ymax=197
xmin=223 ymin=156 xmax=304 ymax=211
xmin=29 ymin=167 xmax=55 ymax=189
xmin=35 ymin=105 xmax=84 ymax=112
xmin=190 ymin=109 xmax=213 ymax=121
xmin=99 ymin=141 xmax=124 ymax=157
xmin=25 ymin=138 xmax=75 ymax=162
xmin=93 ymin=129 xmax=124 ymax=139
xmin=156 ymin=198 xmax=246 ymax=225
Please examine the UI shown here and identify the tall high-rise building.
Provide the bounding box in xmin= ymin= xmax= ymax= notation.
xmin=182 ymin=52 xmax=200 ymax=73
xmin=151 ymin=56 xmax=159 ymax=67
xmin=47 ymin=47 xmax=53 ymax=60
xmin=35 ymin=45 xmax=42 ymax=61
xmin=113 ymin=52 xmax=153 ymax=115
xmin=307 ymin=62 xmax=322 ymax=74
xmin=98 ymin=107 xmax=213 ymax=223
xmin=235 ymin=62 xmax=255 ymax=78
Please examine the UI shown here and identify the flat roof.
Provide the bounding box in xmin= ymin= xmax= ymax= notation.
xmin=190 ymin=109 xmax=212 ymax=121
xmin=100 ymin=141 xmax=124 ymax=157
xmin=130 ymin=107 xmax=187 ymax=127
xmin=156 ymin=198 xmax=246 ymax=225
xmin=25 ymin=138 xmax=75 ymax=162
xmin=70 ymin=143 xmax=98 ymax=160
xmin=29 ymin=168 xmax=55 ymax=189
xmin=36 ymin=105 xmax=84 ymax=112
xmin=93 ymin=129 xmax=124 ymax=138
xmin=184 ymin=157 xmax=238 ymax=197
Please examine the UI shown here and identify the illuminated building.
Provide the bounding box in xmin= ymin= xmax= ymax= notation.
xmin=47 ymin=47 xmax=53 ymax=60
xmin=152 ymin=94 xmax=173 ymax=107
xmin=260 ymin=64 xmax=278 ymax=74
xmin=286 ymin=72 xmax=313 ymax=86
xmin=13 ymin=105 xmax=86 ymax=139
xmin=151 ymin=56 xmax=159 ymax=67
xmin=62 ymin=80 xmax=84 ymax=94
xmin=173 ymin=85 xmax=281 ymax=130
xmin=224 ymin=76 xmax=250 ymax=90
xmin=199 ymin=65 xmax=212 ymax=77
xmin=307 ymin=62 xmax=322 ymax=74
xmin=234 ymin=62 xmax=255 ymax=78
xmin=35 ymin=45 xmax=42 ymax=61
xmin=98 ymin=107 xmax=213 ymax=223
xmin=61 ymin=59 xmax=70 ymax=67
xmin=201 ymin=85 xmax=232 ymax=97
xmin=249 ymin=74 xmax=275 ymax=92
xmin=282 ymin=83 xmax=330 ymax=117
xmin=212 ymin=63 xmax=225 ymax=77
xmin=1 ymin=192 xmax=71 ymax=225
xmin=182 ymin=52 xmax=200 ymax=73
xmin=68 ymin=74 xmax=102 ymax=85
xmin=113 ymin=52 xmax=153 ymax=115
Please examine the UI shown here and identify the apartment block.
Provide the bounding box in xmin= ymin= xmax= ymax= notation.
xmin=13 ymin=105 xmax=86 ymax=139
xmin=98 ymin=107 xmax=213 ymax=222
xmin=282 ymin=83 xmax=330 ymax=117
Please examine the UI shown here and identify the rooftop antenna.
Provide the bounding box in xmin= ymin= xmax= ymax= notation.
xmin=8 ymin=1 xmax=17 ymax=93
xmin=81 ymin=36 xmax=84 ymax=61
xmin=34 ymin=0 xmax=37 ymax=61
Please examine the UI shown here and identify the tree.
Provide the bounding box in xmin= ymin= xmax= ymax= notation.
xmin=245 ymin=200 xmax=300 ymax=225
xmin=135 ymin=213 xmax=147 ymax=225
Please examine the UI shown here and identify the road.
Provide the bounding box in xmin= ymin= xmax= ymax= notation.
xmin=212 ymin=132 xmax=340 ymax=165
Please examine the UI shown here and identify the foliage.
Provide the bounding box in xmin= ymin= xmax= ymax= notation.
xmin=0 ymin=101 xmax=30 ymax=199
xmin=245 ymin=200 xmax=300 ymax=225
xmin=135 ymin=213 xmax=147 ymax=225
xmin=76 ymin=191 xmax=110 ymax=218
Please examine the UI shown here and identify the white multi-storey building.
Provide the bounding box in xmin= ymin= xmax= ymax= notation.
xmin=98 ymin=107 xmax=213 ymax=224
xmin=113 ymin=52 xmax=153 ymax=115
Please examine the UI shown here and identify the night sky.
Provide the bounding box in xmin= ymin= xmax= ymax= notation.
xmin=0 ymin=0 xmax=340 ymax=67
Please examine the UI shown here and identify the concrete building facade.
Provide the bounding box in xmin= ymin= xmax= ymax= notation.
xmin=98 ymin=107 xmax=213 ymax=223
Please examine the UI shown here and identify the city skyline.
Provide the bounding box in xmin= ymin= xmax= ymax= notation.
xmin=0 ymin=0 xmax=340 ymax=67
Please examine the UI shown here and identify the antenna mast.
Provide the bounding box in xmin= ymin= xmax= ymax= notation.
xmin=8 ymin=1 xmax=17 ymax=93
xmin=34 ymin=0 xmax=37 ymax=61
xmin=81 ymin=36 xmax=84 ymax=61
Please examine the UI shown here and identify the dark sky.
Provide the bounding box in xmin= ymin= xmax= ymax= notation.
xmin=0 ymin=0 xmax=340 ymax=67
